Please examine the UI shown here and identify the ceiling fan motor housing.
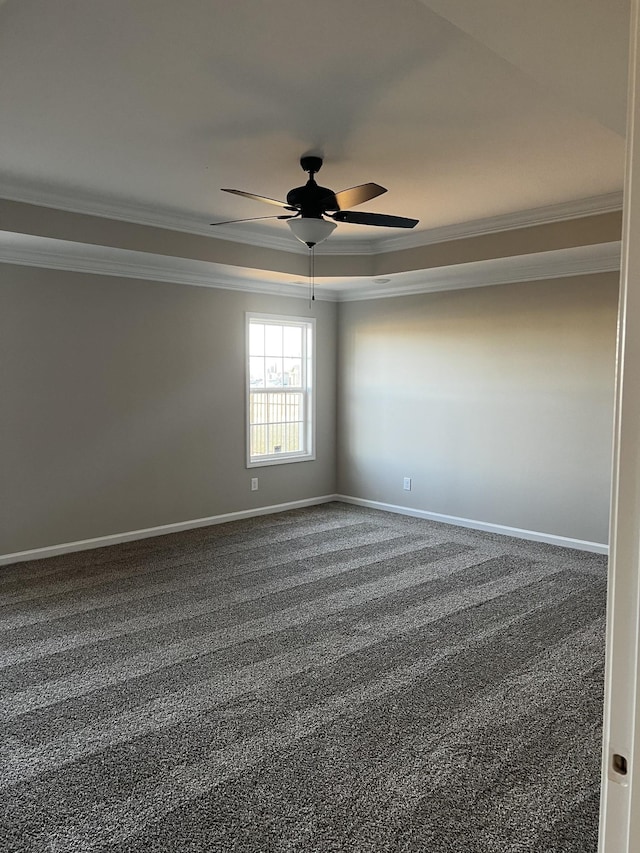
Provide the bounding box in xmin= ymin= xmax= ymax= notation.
xmin=285 ymin=156 xmax=338 ymax=217
xmin=286 ymin=180 xmax=337 ymax=218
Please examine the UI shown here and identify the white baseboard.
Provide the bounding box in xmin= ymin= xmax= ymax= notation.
xmin=0 ymin=495 xmax=337 ymax=566
xmin=335 ymin=494 xmax=609 ymax=555
xmin=1 ymin=492 xmax=608 ymax=566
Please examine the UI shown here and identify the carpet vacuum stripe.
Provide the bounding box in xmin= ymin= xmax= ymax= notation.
xmin=0 ymin=533 xmax=451 ymax=647
xmin=2 ymin=568 xmax=593 ymax=750
xmin=0 ymin=503 xmax=607 ymax=853
xmin=0 ymin=512 xmax=370 ymax=587
xmin=0 ymin=521 xmax=398 ymax=608
xmin=0 ymin=545 xmax=508 ymax=716
xmin=32 ymin=620 xmax=604 ymax=852
xmin=0 ymin=562 xmax=576 ymax=786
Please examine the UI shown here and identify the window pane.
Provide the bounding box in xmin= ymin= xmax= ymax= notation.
xmin=283 ymin=358 xmax=302 ymax=387
xmin=285 ymin=422 xmax=302 ymax=453
xmin=283 ymin=325 xmax=302 ymax=357
xmin=268 ymin=393 xmax=280 ymax=424
xmin=266 ymin=357 xmax=283 ymax=386
xmin=268 ymin=423 xmax=284 ymax=455
xmin=249 ymin=323 xmax=264 ymax=356
xmin=251 ymin=424 xmax=267 ymax=456
xmin=264 ymin=324 xmax=283 ymax=357
xmin=249 ymin=357 xmax=264 ymax=387
xmin=249 ymin=393 xmax=266 ymax=425
xmin=286 ymin=393 xmax=302 ymax=422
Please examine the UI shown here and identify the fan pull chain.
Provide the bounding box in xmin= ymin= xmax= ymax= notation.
xmin=308 ymin=245 xmax=315 ymax=306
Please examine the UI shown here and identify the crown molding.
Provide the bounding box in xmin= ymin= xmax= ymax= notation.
xmin=0 ymin=232 xmax=338 ymax=301
xmin=373 ymin=191 xmax=625 ymax=253
xmin=0 ymin=179 xmax=374 ymax=255
xmin=0 ymin=179 xmax=623 ymax=258
xmin=0 ymin=179 xmax=305 ymax=254
xmin=0 ymin=231 xmax=619 ymax=302
xmin=313 ymin=237 xmax=378 ymax=255
xmin=336 ymin=241 xmax=622 ymax=301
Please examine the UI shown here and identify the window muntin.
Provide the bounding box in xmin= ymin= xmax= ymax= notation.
xmin=247 ymin=314 xmax=315 ymax=466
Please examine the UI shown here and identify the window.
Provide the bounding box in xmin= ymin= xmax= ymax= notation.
xmin=246 ymin=314 xmax=315 ymax=467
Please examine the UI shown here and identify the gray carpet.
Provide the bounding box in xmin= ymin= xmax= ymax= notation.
xmin=0 ymin=502 xmax=607 ymax=852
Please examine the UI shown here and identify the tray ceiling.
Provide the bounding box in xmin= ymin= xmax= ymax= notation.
xmin=0 ymin=0 xmax=629 ymax=251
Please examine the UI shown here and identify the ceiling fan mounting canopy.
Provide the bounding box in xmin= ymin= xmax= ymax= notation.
xmin=213 ymin=155 xmax=419 ymax=244
xmin=299 ymin=155 xmax=323 ymax=175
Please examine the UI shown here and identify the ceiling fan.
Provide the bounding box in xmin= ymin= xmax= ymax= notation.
xmin=211 ymin=156 xmax=419 ymax=247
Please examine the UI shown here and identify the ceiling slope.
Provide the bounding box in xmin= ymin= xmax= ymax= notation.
xmin=419 ymin=0 xmax=630 ymax=135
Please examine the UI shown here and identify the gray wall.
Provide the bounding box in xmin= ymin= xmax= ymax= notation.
xmin=1 ymin=265 xmax=337 ymax=554
xmin=337 ymin=273 xmax=618 ymax=544
xmin=1 ymin=264 xmax=619 ymax=555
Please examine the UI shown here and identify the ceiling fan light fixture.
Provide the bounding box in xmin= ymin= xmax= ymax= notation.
xmin=288 ymin=217 xmax=337 ymax=248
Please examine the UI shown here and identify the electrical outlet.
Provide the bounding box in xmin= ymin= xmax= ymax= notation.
xmin=403 ymin=477 xmax=412 ymax=491
xmin=251 ymin=477 xmax=259 ymax=491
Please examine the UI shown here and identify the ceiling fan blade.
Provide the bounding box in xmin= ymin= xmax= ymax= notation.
xmin=323 ymin=183 xmax=387 ymax=211
xmin=332 ymin=210 xmax=418 ymax=228
xmin=221 ymin=188 xmax=297 ymax=210
xmin=210 ymin=214 xmax=297 ymax=226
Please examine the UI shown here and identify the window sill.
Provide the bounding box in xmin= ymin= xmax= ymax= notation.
xmin=247 ymin=452 xmax=316 ymax=469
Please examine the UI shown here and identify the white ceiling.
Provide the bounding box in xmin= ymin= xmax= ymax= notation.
xmin=0 ymin=0 xmax=630 ymax=248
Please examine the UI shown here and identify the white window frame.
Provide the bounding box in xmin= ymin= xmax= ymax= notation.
xmin=246 ymin=313 xmax=316 ymax=468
